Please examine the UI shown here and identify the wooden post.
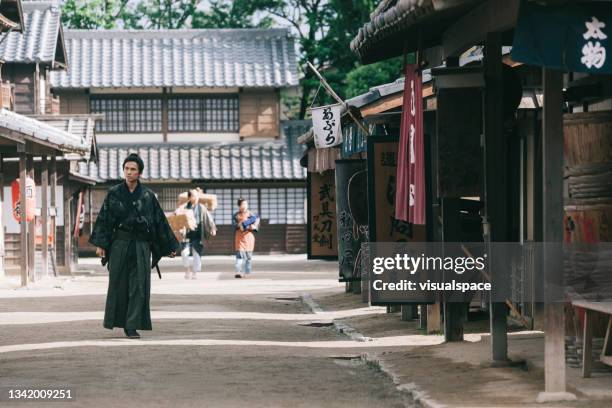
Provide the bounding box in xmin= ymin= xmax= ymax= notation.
xmin=427 ymin=303 xmax=441 ymax=333
xmin=484 ymin=32 xmax=508 ymax=363
xmin=442 ymin=197 xmax=466 ymax=342
xmin=50 ymin=155 xmax=57 ymax=276
xmin=41 ymin=156 xmax=49 ymax=278
xmin=27 ymin=155 xmax=35 ymax=282
xmin=63 ymin=182 xmax=72 ymax=274
xmin=582 ymin=309 xmax=593 ymax=378
xmin=162 ymin=87 xmax=169 ymax=142
xmin=0 ymin=153 xmax=4 ymax=278
xmin=401 ymin=305 xmax=419 ymax=321
xmin=536 ymin=68 xmax=576 ymax=402
xmin=19 ymin=151 xmax=28 ymax=286
xmin=419 ymin=305 xmax=428 ymax=329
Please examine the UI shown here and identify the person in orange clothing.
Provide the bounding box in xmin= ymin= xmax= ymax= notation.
xmin=232 ymin=198 xmax=260 ymax=278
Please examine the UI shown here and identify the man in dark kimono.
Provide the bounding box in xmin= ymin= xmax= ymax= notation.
xmin=90 ymin=153 xmax=179 ymax=339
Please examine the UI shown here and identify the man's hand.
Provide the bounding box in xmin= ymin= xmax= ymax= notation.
xmin=211 ymin=230 xmax=217 ymax=237
xmin=96 ymin=247 xmax=106 ymax=258
xmin=169 ymin=251 xmax=176 ymax=258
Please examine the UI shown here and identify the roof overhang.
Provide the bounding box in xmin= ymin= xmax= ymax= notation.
xmin=0 ymin=0 xmax=24 ymax=32
xmin=68 ymin=170 xmax=97 ymax=186
xmin=0 ymin=109 xmax=88 ymax=155
xmin=351 ymin=0 xmax=484 ymax=63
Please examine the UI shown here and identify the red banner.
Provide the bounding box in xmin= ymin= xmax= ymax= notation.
xmin=395 ymin=64 xmax=425 ymax=225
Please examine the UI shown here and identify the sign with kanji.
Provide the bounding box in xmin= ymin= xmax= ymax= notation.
xmin=308 ymin=171 xmax=338 ymax=259
xmin=11 ymin=178 xmax=36 ymax=223
xmin=335 ymin=160 xmax=366 ymax=282
xmin=312 ymin=103 xmax=343 ymax=148
xmin=512 ymin=3 xmax=612 ymax=73
xmin=367 ymin=137 xmax=426 ymax=243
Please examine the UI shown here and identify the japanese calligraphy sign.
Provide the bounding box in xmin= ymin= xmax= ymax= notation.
xmin=335 ymin=160 xmax=367 ymax=282
xmin=367 ymin=137 xmax=426 ymax=243
xmin=11 ymin=177 xmax=36 ymax=222
xmin=512 ymin=3 xmax=612 ymax=73
xmin=396 ymin=64 xmax=425 ymax=225
xmin=312 ymin=103 xmax=343 ymax=148
xmin=307 ymin=171 xmax=338 ymax=259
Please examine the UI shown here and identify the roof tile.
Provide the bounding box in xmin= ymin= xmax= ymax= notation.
xmin=51 ymin=29 xmax=298 ymax=89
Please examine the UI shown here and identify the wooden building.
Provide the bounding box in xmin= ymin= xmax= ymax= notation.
xmin=48 ymin=27 xmax=307 ymax=254
xmin=350 ymin=0 xmax=612 ymax=399
xmin=0 ymin=1 xmax=98 ymax=281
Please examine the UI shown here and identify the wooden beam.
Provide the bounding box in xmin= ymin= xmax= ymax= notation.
xmin=442 ymin=197 xmax=466 ymax=342
xmin=63 ymin=177 xmax=72 ymax=274
xmin=27 ymin=155 xmax=35 ymax=282
xmin=537 ymin=68 xmax=576 ymax=402
xmin=41 ymin=155 xmax=49 ymax=278
xmin=484 ymin=32 xmax=509 ymax=363
xmin=441 ymin=0 xmax=520 ymax=57
xmin=50 ymin=155 xmax=57 ymax=277
xmin=360 ymin=94 xmax=403 ymax=117
xmin=19 ymin=152 xmax=27 ymax=286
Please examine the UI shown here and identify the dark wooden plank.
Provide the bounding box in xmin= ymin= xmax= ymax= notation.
xmin=41 ymin=155 xmax=49 ymax=278
xmin=19 ymin=152 xmax=27 ymax=286
xmin=484 ymin=31 xmax=508 ymax=363
xmin=542 ymin=68 xmax=567 ymax=394
xmin=582 ymin=309 xmax=593 ymax=378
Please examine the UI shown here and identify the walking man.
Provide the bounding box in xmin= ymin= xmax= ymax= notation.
xmin=91 ymin=153 xmax=179 ymax=339
xmin=177 ymin=189 xmax=217 ymax=279
xmin=233 ymin=198 xmax=259 ymax=278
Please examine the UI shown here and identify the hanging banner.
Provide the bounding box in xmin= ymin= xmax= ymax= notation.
xmin=11 ymin=178 xmax=36 ymax=222
xmin=396 ymin=64 xmax=425 ymax=224
xmin=335 ymin=160 xmax=366 ymax=282
xmin=312 ymin=103 xmax=343 ymax=148
xmin=307 ymin=171 xmax=338 ymax=259
xmin=512 ymin=3 xmax=612 ymax=73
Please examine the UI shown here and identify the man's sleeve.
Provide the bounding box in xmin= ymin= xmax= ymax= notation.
xmin=89 ymin=195 xmax=113 ymax=250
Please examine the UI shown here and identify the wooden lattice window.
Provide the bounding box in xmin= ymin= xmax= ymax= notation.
xmin=91 ymin=96 xmax=162 ymax=133
xmin=169 ymin=95 xmax=239 ymax=132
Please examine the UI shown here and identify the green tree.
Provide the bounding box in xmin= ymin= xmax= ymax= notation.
xmin=345 ymin=57 xmax=403 ymax=98
xmin=61 ymin=0 xmax=131 ymax=29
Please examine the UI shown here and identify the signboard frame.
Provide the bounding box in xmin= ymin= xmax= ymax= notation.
xmin=306 ymin=171 xmax=339 ymax=260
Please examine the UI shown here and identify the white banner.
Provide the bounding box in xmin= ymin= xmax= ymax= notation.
xmin=312 ymin=103 xmax=343 ymax=148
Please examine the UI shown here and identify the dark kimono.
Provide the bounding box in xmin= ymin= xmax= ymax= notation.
xmin=90 ymin=181 xmax=179 ymax=330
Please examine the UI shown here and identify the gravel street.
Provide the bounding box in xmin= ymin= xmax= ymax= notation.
xmin=0 ymin=256 xmax=411 ymax=408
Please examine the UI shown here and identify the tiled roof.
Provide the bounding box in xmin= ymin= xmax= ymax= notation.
xmin=0 ymin=1 xmax=65 ymax=66
xmin=51 ymin=28 xmax=298 ymax=89
xmin=78 ymin=121 xmax=308 ymax=182
xmin=350 ymin=0 xmax=480 ymax=63
xmin=32 ymin=115 xmax=98 ymax=160
xmin=0 ymin=109 xmax=88 ymax=153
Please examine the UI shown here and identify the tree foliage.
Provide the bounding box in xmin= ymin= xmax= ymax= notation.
xmin=61 ymin=0 xmax=404 ymax=119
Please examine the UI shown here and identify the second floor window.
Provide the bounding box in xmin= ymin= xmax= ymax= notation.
xmin=92 ymin=97 xmax=162 ymax=133
xmin=169 ymin=95 xmax=239 ymax=132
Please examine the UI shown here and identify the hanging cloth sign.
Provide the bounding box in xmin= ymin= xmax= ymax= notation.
xmin=512 ymin=2 xmax=612 ymax=73
xmin=395 ymin=64 xmax=425 ymax=225
xmin=312 ymin=103 xmax=343 ymax=148
xmin=11 ymin=177 xmax=36 ymax=222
